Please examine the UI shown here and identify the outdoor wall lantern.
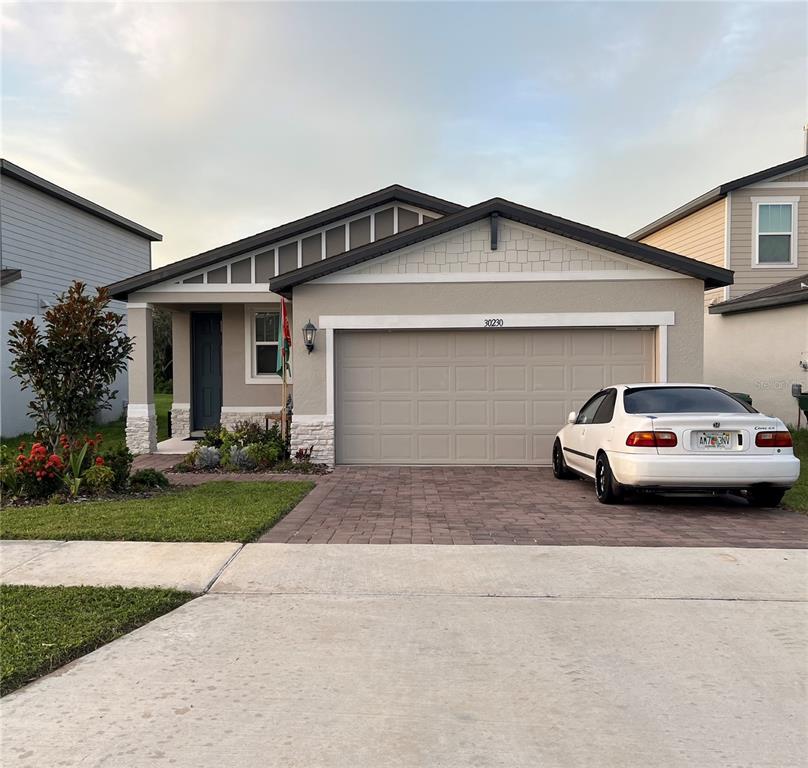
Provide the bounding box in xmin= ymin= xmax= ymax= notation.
xmin=302 ymin=319 xmax=317 ymax=354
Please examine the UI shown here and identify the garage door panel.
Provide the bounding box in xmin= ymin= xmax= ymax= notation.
xmin=336 ymin=329 xmax=654 ymax=465
xmin=455 ymin=400 xmax=489 ymax=427
xmin=417 ymin=367 xmax=451 ymax=392
xmin=379 ymin=366 xmax=413 ymax=392
xmin=379 ymin=400 xmax=413 ymax=426
xmin=380 ymin=434 xmax=413 ymax=461
xmin=455 ymin=434 xmax=488 ymax=462
xmin=418 ymin=401 xmax=451 ymax=426
xmin=532 ymin=365 xmax=566 ymax=390
xmin=417 ymin=434 xmax=451 ymax=461
xmin=494 ymin=366 xmax=527 ymax=391
xmin=456 ymin=365 xmax=488 ymax=392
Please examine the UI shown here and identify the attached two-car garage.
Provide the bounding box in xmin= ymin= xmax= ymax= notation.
xmin=335 ymin=327 xmax=655 ymax=465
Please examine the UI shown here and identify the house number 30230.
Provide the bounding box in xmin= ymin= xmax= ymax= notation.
xmin=483 ymin=318 xmax=504 ymax=327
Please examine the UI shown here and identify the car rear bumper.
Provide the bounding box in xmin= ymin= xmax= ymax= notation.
xmin=609 ymin=452 xmax=801 ymax=489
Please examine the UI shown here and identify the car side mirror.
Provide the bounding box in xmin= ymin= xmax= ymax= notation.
xmin=567 ymin=411 xmax=577 ymax=424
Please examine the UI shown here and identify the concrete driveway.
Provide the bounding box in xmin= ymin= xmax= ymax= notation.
xmin=3 ymin=545 xmax=806 ymax=767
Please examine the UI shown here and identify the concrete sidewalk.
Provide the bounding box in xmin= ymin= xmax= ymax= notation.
xmin=2 ymin=545 xmax=807 ymax=767
xmin=0 ymin=540 xmax=241 ymax=592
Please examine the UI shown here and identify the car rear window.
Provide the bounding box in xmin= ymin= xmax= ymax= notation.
xmin=623 ymin=387 xmax=755 ymax=414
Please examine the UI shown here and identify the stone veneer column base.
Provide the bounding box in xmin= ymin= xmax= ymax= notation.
xmin=290 ymin=415 xmax=335 ymax=467
xmin=126 ymin=404 xmax=157 ymax=454
xmin=219 ymin=408 xmax=282 ymax=430
xmin=169 ymin=404 xmax=191 ymax=439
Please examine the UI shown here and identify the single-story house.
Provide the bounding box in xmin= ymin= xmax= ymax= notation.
xmin=631 ymin=154 xmax=808 ymax=423
xmin=0 ymin=159 xmax=161 ymax=437
xmin=108 ymin=185 xmax=732 ymax=465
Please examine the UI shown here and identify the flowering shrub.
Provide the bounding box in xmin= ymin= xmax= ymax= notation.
xmin=15 ymin=442 xmax=64 ymax=498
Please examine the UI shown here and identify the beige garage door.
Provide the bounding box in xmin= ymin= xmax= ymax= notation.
xmin=336 ymin=328 xmax=655 ymax=465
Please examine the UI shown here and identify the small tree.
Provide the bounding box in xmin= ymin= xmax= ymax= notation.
xmin=8 ymin=281 xmax=134 ymax=450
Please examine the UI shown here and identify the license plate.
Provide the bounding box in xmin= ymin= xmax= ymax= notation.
xmin=696 ymin=431 xmax=733 ymax=449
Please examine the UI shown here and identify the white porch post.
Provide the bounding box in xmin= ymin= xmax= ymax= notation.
xmin=125 ymin=302 xmax=157 ymax=454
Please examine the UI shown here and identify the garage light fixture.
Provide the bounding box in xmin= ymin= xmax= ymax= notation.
xmin=302 ymin=319 xmax=317 ymax=354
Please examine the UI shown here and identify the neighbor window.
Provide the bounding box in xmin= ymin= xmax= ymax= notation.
xmin=253 ymin=311 xmax=279 ymax=376
xmin=755 ymin=200 xmax=797 ymax=266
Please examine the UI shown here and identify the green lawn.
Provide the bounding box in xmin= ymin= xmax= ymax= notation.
xmin=784 ymin=429 xmax=808 ymax=513
xmin=1 ymin=393 xmax=172 ymax=452
xmin=0 ymin=480 xmax=313 ymax=542
xmin=0 ymin=585 xmax=192 ymax=695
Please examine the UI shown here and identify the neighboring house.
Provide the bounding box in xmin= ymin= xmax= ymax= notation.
xmin=631 ymin=155 xmax=808 ymax=424
xmin=109 ymin=185 xmax=730 ymax=464
xmin=0 ymin=160 xmax=162 ymax=437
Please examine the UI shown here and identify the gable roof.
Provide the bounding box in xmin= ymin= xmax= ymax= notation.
xmin=108 ymin=184 xmax=463 ymax=299
xmin=709 ymin=272 xmax=808 ymax=315
xmin=0 ymin=159 xmax=162 ymax=241
xmin=270 ymin=197 xmax=733 ymax=297
xmin=629 ymin=155 xmax=808 ymax=241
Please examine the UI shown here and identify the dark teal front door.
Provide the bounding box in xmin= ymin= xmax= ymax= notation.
xmin=192 ymin=312 xmax=222 ymax=431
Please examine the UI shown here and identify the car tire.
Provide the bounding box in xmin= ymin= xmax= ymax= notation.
xmin=595 ymin=453 xmax=624 ymax=504
xmin=746 ymin=488 xmax=786 ymax=508
xmin=552 ymin=440 xmax=575 ymax=480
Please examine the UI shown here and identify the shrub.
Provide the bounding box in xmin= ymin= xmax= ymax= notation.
xmin=294 ymin=446 xmax=314 ymax=463
xmin=129 ymin=468 xmax=170 ymax=490
xmin=84 ymin=464 xmax=115 ymax=495
xmin=200 ymin=427 xmax=224 ymax=449
xmin=194 ymin=446 xmax=221 ymax=469
xmin=14 ymin=443 xmax=64 ymax=499
xmin=7 ymin=282 xmax=133 ymax=451
xmin=244 ymin=442 xmax=281 ymax=469
xmin=101 ymin=445 xmax=133 ymax=492
xmin=229 ymin=445 xmax=257 ymax=470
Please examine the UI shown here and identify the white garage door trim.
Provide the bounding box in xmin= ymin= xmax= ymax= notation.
xmin=320 ymin=311 xmax=674 ymax=416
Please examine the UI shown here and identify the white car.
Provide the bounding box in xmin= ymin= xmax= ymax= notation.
xmin=552 ymin=383 xmax=800 ymax=506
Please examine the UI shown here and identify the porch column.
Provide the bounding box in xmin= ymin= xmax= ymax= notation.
xmin=125 ymin=303 xmax=157 ymax=454
xmin=170 ymin=310 xmax=192 ymax=438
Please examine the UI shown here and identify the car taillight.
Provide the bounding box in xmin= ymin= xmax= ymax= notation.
xmin=626 ymin=430 xmax=678 ymax=448
xmin=755 ymin=431 xmax=793 ymax=448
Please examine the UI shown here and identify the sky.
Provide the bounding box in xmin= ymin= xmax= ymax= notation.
xmin=2 ymin=1 xmax=807 ymax=268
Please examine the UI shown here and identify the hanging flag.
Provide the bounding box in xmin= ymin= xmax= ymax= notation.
xmin=276 ymin=298 xmax=292 ymax=377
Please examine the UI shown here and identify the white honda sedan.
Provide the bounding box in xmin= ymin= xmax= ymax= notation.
xmin=552 ymin=383 xmax=800 ymax=506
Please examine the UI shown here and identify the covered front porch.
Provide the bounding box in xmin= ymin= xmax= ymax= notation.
xmin=124 ymin=292 xmax=291 ymax=454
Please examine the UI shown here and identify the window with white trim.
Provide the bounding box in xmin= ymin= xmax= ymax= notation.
xmin=754 ymin=199 xmax=797 ymax=266
xmin=253 ymin=311 xmax=279 ymax=376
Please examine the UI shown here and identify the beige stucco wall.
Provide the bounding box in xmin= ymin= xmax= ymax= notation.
xmin=127 ymin=305 xmax=153 ymax=404
xmin=171 ymin=310 xmax=191 ymax=404
xmin=704 ymin=305 xmax=808 ymax=425
xmin=640 ymin=198 xmax=726 ymax=308
xmin=728 ymin=187 xmax=807 ymax=299
xmin=221 ymin=303 xmax=288 ymax=408
xmin=290 ymin=278 xmax=705 ymax=415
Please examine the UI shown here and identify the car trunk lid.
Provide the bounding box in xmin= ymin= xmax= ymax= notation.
xmin=644 ymin=413 xmax=783 ymax=455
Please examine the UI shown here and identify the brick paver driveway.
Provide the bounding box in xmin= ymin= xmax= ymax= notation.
xmin=260 ymin=466 xmax=808 ymax=548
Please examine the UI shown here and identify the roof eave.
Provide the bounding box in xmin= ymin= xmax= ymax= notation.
xmin=270 ymin=199 xmax=733 ymax=297
xmin=107 ymin=184 xmax=464 ymax=299
xmin=709 ymin=291 xmax=808 ymax=315
xmin=0 ymin=159 xmax=162 ymax=241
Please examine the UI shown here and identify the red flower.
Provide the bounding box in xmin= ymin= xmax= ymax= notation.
xmin=95 ymin=456 xmax=105 ymax=466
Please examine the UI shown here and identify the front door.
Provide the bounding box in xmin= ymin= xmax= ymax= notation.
xmin=192 ymin=312 xmax=222 ymax=431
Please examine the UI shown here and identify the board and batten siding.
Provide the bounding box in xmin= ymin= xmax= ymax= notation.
xmin=727 ymin=186 xmax=807 ymax=299
xmin=639 ymin=198 xmax=726 ymax=308
xmin=0 ymin=175 xmax=152 ymax=314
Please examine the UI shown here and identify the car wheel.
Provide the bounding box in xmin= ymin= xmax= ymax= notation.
xmin=746 ymin=488 xmax=786 ymax=508
xmin=552 ymin=440 xmax=575 ymax=480
xmin=595 ymin=454 xmax=624 ymax=504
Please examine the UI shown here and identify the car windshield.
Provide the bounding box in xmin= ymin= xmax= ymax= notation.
xmin=623 ymin=387 xmax=755 ymax=414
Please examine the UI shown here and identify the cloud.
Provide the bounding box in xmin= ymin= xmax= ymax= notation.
xmin=2 ymin=1 xmax=805 ymax=266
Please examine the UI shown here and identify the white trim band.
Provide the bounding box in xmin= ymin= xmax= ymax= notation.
xmin=318 ymin=311 xmax=675 ymax=331
xmin=127 ymin=403 xmax=156 ymax=417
